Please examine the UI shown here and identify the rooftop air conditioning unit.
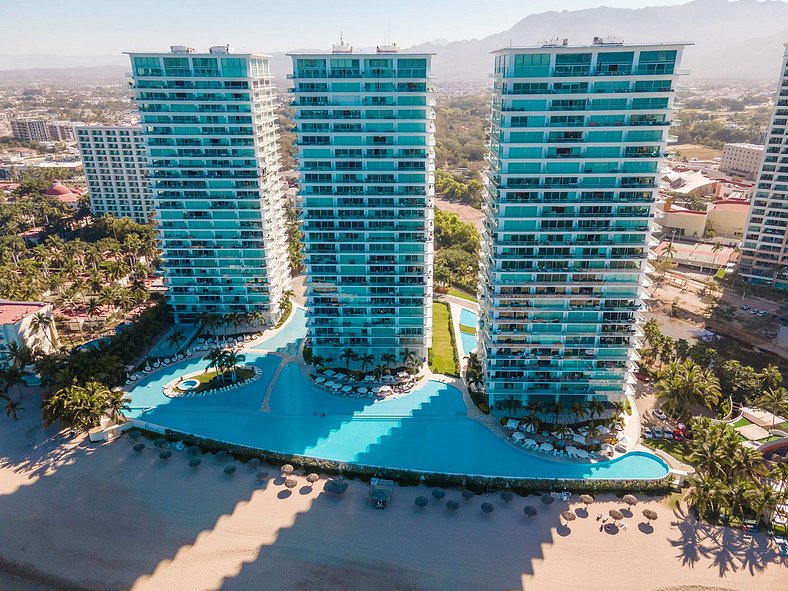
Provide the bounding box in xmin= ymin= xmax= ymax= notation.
xmin=170 ymin=45 xmax=195 ymax=54
xmin=209 ymin=45 xmax=235 ymax=54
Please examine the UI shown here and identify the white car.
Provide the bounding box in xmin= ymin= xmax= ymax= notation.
xmin=643 ymin=427 xmax=653 ymax=440
xmin=653 ymin=409 xmax=667 ymax=421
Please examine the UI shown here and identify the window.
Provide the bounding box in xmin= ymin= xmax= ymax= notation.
xmin=221 ymin=58 xmax=247 ymax=77
xmin=512 ymin=53 xmax=550 ymax=77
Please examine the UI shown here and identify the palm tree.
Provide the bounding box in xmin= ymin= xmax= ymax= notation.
xmin=655 ymin=360 xmax=721 ymax=419
xmin=569 ymin=399 xmax=587 ymax=424
xmin=380 ymin=352 xmax=397 ymax=370
xmin=725 ymin=477 xmax=756 ymax=522
xmin=524 ymin=399 xmax=544 ymax=418
xmin=401 ymin=348 xmax=418 ymax=369
xmin=340 ymin=348 xmax=357 ymax=370
xmin=662 ymin=240 xmax=676 ymax=260
xmin=523 ymin=413 xmax=541 ymax=434
xmin=311 ymin=355 xmax=326 ymax=370
xmin=30 ymin=312 xmax=57 ymax=350
xmin=165 ymin=329 xmax=186 ymax=354
xmin=686 ymin=473 xmax=725 ymax=520
xmin=755 ymin=387 xmax=788 ymax=430
xmin=223 ymin=349 xmax=246 ymax=383
xmin=204 ymin=347 xmax=223 ymax=378
xmin=359 ymin=353 xmax=375 ymax=373
xmin=546 ymin=400 xmax=564 ymax=425
xmin=748 ymin=484 xmax=780 ymax=526
xmin=5 ymin=342 xmax=32 ymax=369
xmin=710 ymin=241 xmax=724 ymax=268
xmin=372 ymin=364 xmax=385 ymax=381
xmin=505 ymin=396 xmax=522 ymax=417
xmin=588 ymin=398 xmax=606 ymax=421
xmin=3 ymin=398 xmax=22 ymax=420
xmin=760 ymin=364 xmax=783 ymax=391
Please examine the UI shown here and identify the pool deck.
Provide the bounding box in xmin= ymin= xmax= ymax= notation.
xmin=126 ymin=300 xmax=668 ymax=481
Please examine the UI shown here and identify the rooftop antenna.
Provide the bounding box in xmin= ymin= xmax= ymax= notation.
xmin=340 ymin=30 xmax=344 ymax=45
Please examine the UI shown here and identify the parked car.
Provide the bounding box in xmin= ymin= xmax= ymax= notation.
xmin=676 ymin=422 xmax=687 ymax=433
xmin=756 ymin=310 xmax=767 ymax=317
xmin=782 ymin=319 xmax=788 ymax=327
xmin=652 ymin=426 xmax=664 ymax=439
xmin=663 ymin=429 xmax=674 ymax=440
xmin=740 ymin=304 xmax=751 ymax=310
xmin=643 ymin=427 xmax=653 ymax=440
xmin=654 ymin=409 xmax=667 ymax=421
xmin=635 ymin=373 xmax=651 ymax=383
xmin=672 ymin=429 xmax=684 ymax=441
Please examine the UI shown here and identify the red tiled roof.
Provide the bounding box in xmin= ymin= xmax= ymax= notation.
xmin=0 ymin=301 xmax=47 ymax=325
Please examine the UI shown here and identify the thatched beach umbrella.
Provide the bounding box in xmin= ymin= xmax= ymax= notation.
xmin=249 ymin=458 xmax=261 ymax=470
xmin=561 ymin=510 xmax=576 ymax=524
xmin=446 ymin=500 xmax=460 ymax=512
xmin=187 ymin=446 xmax=201 ymax=456
xmin=609 ymin=509 xmax=624 ymax=521
xmin=524 ymin=505 xmax=537 ymax=517
xmin=189 ymin=458 xmax=202 ymax=468
xmin=153 ymin=438 xmax=167 ymax=448
xmin=462 ymin=490 xmax=474 ymax=501
xmin=128 ymin=430 xmax=140 ymax=440
xmin=158 ymin=450 xmax=172 ymax=460
xmin=256 ymin=470 xmax=268 ymax=481
xmin=133 ymin=443 xmax=145 ymax=452
xmin=224 ymin=465 xmax=236 ymax=476
xmin=642 ymin=509 xmax=658 ymax=523
xmin=415 ymin=496 xmax=429 ymax=508
xmin=306 ymin=473 xmax=319 ymax=485
xmin=481 ymin=502 xmax=494 ymax=514
xmin=622 ymin=494 xmax=638 ymax=508
xmin=281 ymin=464 xmax=295 ymax=475
xmin=579 ymin=494 xmax=594 ymax=508
xmin=432 ymin=489 xmax=446 ymax=501
xmin=216 ymin=451 xmax=228 ymax=462
xmin=501 ymin=491 xmax=514 ymax=502
xmin=285 ymin=477 xmax=298 ymax=489
xmin=541 ymin=494 xmax=554 ymax=505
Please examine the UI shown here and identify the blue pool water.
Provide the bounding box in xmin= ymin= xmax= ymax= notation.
xmin=129 ymin=355 xmax=670 ymax=480
xmin=251 ymin=307 xmax=306 ymax=356
xmin=458 ymin=308 xmax=478 ymax=356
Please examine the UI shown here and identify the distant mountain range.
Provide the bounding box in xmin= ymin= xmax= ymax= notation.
xmin=2 ymin=0 xmax=787 ymax=83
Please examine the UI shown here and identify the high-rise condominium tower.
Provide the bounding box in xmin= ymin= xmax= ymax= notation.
xmin=480 ymin=39 xmax=688 ymax=411
xmin=128 ymin=46 xmax=290 ymax=324
xmin=76 ymin=125 xmax=152 ymax=223
xmin=289 ymin=44 xmax=435 ymax=366
xmin=739 ymin=42 xmax=788 ymax=290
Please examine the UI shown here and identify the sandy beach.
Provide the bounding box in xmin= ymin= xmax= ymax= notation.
xmin=0 ymin=394 xmax=785 ymax=591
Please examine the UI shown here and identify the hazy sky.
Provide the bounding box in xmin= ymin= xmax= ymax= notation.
xmin=1 ymin=0 xmax=703 ymax=56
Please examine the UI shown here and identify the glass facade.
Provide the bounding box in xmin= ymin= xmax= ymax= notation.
xmin=481 ymin=43 xmax=687 ymax=411
xmin=739 ymin=44 xmax=788 ymax=290
xmin=289 ymin=50 xmax=435 ymax=364
xmin=128 ymin=50 xmax=290 ymax=324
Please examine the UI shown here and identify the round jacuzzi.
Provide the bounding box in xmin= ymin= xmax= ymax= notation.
xmin=178 ymin=378 xmax=200 ymax=392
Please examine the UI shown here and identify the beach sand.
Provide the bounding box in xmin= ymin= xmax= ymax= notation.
xmin=0 ymin=399 xmax=784 ymax=591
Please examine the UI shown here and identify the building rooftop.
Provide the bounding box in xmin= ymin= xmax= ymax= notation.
xmin=0 ymin=301 xmax=48 ymax=325
xmin=723 ymin=142 xmax=764 ymax=150
xmin=491 ymin=40 xmax=693 ymax=54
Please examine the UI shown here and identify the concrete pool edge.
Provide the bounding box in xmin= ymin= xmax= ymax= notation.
xmin=127 ymin=418 xmax=673 ymax=488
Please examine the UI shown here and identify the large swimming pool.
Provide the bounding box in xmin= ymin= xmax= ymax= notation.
xmin=458 ymin=308 xmax=478 ymax=356
xmin=127 ymin=306 xmax=669 ymax=480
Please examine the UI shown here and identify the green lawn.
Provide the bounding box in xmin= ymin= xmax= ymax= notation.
xmin=429 ymin=301 xmax=459 ymax=376
xmin=182 ymin=367 xmax=255 ymax=393
xmin=459 ymin=323 xmax=476 ymax=335
xmin=645 ymin=439 xmax=693 ymax=466
xmin=448 ymin=287 xmax=477 ymax=303
xmin=731 ymin=416 xmax=753 ymax=429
